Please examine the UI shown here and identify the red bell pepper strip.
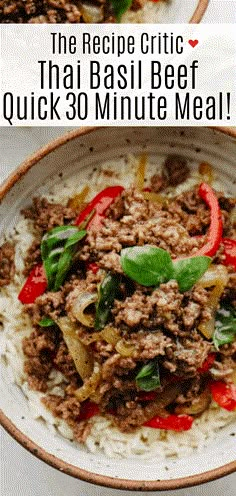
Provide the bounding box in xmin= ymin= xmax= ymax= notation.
xmin=78 ymin=401 xmax=100 ymax=421
xmin=197 ymin=353 xmax=216 ymax=374
xmin=18 ymin=264 xmax=47 ymax=304
xmin=193 ymin=183 xmax=223 ymax=257
xmin=86 ymin=262 xmax=99 ymax=275
xmin=222 ymin=238 xmax=236 ymax=270
xmin=210 ymin=381 xmax=236 ymax=411
xmin=144 ymin=414 xmax=194 ymax=431
xmin=75 ymin=186 xmax=124 ymax=230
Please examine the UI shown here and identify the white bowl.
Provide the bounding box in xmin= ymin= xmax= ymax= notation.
xmin=0 ymin=126 xmax=235 ymax=491
xmin=122 ymin=0 xmax=209 ymax=23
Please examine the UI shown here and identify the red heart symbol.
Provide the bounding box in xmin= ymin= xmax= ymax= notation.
xmin=188 ymin=39 xmax=199 ymax=48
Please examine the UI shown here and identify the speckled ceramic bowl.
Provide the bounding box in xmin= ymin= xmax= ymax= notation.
xmin=0 ymin=126 xmax=235 ymax=491
xmin=135 ymin=0 xmax=209 ymax=24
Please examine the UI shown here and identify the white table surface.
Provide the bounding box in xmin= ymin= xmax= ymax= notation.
xmin=0 ymin=3 xmax=236 ymax=493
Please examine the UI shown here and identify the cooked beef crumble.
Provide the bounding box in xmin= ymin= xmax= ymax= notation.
xmin=1 ymin=159 xmax=235 ymax=441
xmin=0 ymin=242 xmax=15 ymax=286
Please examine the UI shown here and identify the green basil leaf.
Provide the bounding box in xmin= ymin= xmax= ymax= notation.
xmin=64 ymin=230 xmax=87 ymax=249
xmin=95 ymin=272 xmax=120 ymax=330
xmin=54 ymin=249 xmax=73 ymax=291
xmin=121 ymin=245 xmax=173 ymax=287
xmin=41 ymin=225 xmax=87 ymax=292
xmin=41 ymin=226 xmax=79 ymax=259
xmin=213 ymin=304 xmax=236 ymax=349
xmin=111 ymin=0 xmax=132 ymax=21
xmin=172 ymin=256 xmax=212 ymax=292
xmin=136 ymin=360 xmax=161 ymax=392
xmin=39 ymin=317 xmax=55 ymax=327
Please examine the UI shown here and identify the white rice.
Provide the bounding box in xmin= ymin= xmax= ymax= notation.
xmin=0 ymin=155 xmax=235 ymax=460
xmin=122 ymin=1 xmax=167 ymax=24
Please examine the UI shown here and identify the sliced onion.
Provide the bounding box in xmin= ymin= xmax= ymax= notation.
xmin=142 ymin=191 xmax=164 ymax=204
xmin=231 ymin=369 xmax=236 ymax=385
xmin=115 ymin=339 xmax=135 ymax=357
xmin=198 ymin=162 xmax=214 ymax=185
xmin=77 ymin=325 xmax=120 ymax=347
xmin=67 ymin=185 xmax=90 ymax=210
xmin=198 ymin=265 xmax=229 ymax=339
xmin=230 ymin=206 xmax=236 ymax=226
xmin=80 ymin=4 xmax=104 ymax=23
xmin=56 ymin=316 xmax=93 ymax=380
xmin=198 ymin=264 xmax=229 ymax=288
xmin=135 ymin=154 xmax=147 ymax=191
xmin=70 ymin=291 xmax=97 ymax=328
xmin=74 ymin=363 xmax=101 ymax=402
xmin=100 ymin=326 xmax=120 ymax=345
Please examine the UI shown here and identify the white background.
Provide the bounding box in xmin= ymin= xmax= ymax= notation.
xmin=0 ymin=3 xmax=236 ymax=495
xmin=1 ymin=23 xmax=236 ymax=127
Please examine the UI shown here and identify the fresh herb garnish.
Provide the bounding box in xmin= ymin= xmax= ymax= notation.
xmin=136 ymin=359 xmax=161 ymax=392
xmin=111 ymin=0 xmax=132 ymax=22
xmin=41 ymin=225 xmax=86 ymax=292
xmin=213 ymin=304 xmax=236 ymax=349
xmin=94 ymin=272 xmax=121 ymax=330
xmin=121 ymin=246 xmax=173 ymax=287
xmin=39 ymin=317 xmax=55 ymax=327
xmin=120 ymin=245 xmax=211 ymax=291
xmin=172 ymin=256 xmax=212 ymax=292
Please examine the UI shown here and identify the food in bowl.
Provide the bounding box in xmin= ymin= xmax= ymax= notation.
xmin=0 ymin=153 xmax=235 ymax=460
xmin=0 ymin=0 xmax=168 ymax=23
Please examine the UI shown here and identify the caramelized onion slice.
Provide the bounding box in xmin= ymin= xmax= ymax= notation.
xmin=56 ymin=316 xmax=93 ymax=381
xmin=175 ymin=388 xmax=211 ymax=415
xmin=67 ymin=185 xmax=90 ymax=210
xmin=198 ymin=162 xmax=214 ymax=185
xmin=115 ymin=339 xmax=135 ymax=357
xmin=198 ymin=264 xmax=229 ymax=288
xmin=69 ymin=291 xmax=97 ymax=328
xmin=78 ymin=325 xmax=120 ymax=346
xmin=74 ymin=363 xmax=101 ymax=402
xmin=80 ymin=3 xmax=104 ymax=23
xmin=198 ymin=265 xmax=229 ymax=339
xmin=135 ymin=154 xmax=147 ymax=191
xmin=142 ymin=191 xmax=164 ymax=204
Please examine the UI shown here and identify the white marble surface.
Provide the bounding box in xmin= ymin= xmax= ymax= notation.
xmin=1 ymin=1 xmax=236 ymax=491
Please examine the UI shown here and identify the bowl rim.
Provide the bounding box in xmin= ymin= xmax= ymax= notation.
xmin=190 ymin=0 xmax=209 ymax=23
xmin=0 ymin=125 xmax=236 ymax=491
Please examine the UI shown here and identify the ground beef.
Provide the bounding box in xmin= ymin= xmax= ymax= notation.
xmin=130 ymin=331 xmax=173 ymax=361
xmin=169 ymin=336 xmax=211 ymax=376
xmin=113 ymin=281 xmax=210 ymax=336
xmin=22 ymin=197 xmax=79 ymax=233
xmin=149 ymin=155 xmax=190 ymax=193
xmin=131 ymin=0 xmax=145 ymax=11
xmin=0 ymin=242 xmax=15 ymax=286
xmin=222 ymin=272 xmax=236 ymax=307
xmin=26 ymin=290 xmax=65 ymax=325
xmin=23 ymin=327 xmax=59 ymax=391
xmin=23 ymin=240 xmax=41 ymax=276
xmin=80 ymin=188 xmax=202 ymax=262
xmin=150 ymin=174 xmax=167 ymax=193
xmin=163 ymin=155 xmax=190 ymax=186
